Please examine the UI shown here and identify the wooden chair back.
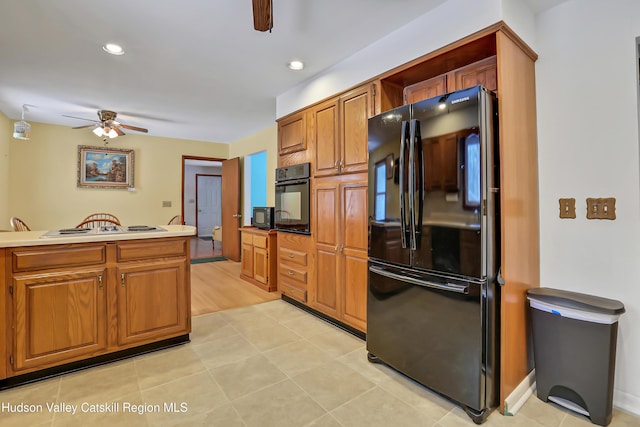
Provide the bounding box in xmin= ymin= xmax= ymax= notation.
xmin=80 ymin=213 xmax=121 ymax=228
xmin=168 ymin=215 xmax=183 ymax=225
xmin=10 ymin=217 xmax=31 ymax=231
xmin=76 ymin=218 xmax=121 ymax=229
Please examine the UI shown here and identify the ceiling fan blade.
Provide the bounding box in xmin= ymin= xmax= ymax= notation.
xmin=252 ymin=0 xmax=272 ymax=32
xmin=72 ymin=124 xmax=97 ymax=129
xmin=63 ymin=114 xmax=100 ymax=123
xmin=118 ymin=123 xmax=148 ymax=133
xmin=113 ymin=127 xmax=125 ymax=136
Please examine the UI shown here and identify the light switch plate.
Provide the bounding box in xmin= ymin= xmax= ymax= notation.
xmin=586 ymin=197 xmax=616 ymax=220
xmin=559 ymin=198 xmax=576 ymax=219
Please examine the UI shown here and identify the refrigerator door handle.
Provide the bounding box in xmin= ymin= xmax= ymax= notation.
xmin=369 ymin=265 xmax=469 ymax=294
xmin=399 ymin=120 xmax=410 ymax=249
xmin=408 ymin=119 xmax=416 ymax=250
xmin=410 ymin=119 xmax=424 ymax=250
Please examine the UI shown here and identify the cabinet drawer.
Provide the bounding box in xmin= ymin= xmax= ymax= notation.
xmin=279 ymin=263 xmax=307 ymax=285
xmin=279 ymin=247 xmax=308 ymax=267
xmin=280 ymin=281 xmax=307 ymax=303
xmin=253 ymin=235 xmax=268 ymax=249
xmin=117 ymin=238 xmax=187 ymax=262
xmin=242 ymin=233 xmax=254 ymax=245
xmin=12 ymin=245 xmax=106 ymax=272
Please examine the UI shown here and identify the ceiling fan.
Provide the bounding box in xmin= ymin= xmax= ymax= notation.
xmin=65 ymin=110 xmax=149 ymax=139
xmin=252 ymin=0 xmax=273 ymax=32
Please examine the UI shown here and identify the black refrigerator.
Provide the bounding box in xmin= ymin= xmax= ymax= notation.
xmin=366 ymin=85 xmax=500 ymax=424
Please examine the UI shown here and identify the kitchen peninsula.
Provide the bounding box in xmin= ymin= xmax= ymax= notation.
xmin=0 ymin=225 xmax=195 ymax=388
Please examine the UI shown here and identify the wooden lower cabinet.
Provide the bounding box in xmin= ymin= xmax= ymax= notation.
xmin=239 ymin=228 xmax=278 ymax=292
xmin=311 ymin=173 xmax=368 ymax=332
xmin=4 ymin=237 xmax=191 ymax=378
xmin=277 ymin=232 xmax=312 ymax=304
xmin=117 ymin=259 xmax=188 ymax=347
xmin=12 ymin=268 xmax=108 ymax=371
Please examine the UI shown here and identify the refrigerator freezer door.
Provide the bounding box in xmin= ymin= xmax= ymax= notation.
xmin=367 ymin=262 xmax=488 ymax=413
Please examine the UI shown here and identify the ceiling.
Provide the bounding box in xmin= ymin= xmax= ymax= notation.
xmin=0 ymin=0 xmax=566 ymax=144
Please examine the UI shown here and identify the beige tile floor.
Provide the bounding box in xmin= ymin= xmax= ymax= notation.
xmin=1 ymin=299 xmax=638 ymax=427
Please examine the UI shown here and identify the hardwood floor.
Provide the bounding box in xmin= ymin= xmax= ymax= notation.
xmin=190 ymin=260 xmax=280 ymax=316
xmin=190 ymin=236 xmax=221 ymax=259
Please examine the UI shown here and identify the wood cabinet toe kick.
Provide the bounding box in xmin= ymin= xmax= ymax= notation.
xmin=0 ymin=234 xmax=192 ymax=386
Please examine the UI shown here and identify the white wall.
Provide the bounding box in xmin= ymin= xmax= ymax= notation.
xmin=276 ymin=0 xmax=502 ymax=118
xmin=275 ymin=0 xmax=640 ymax=416
xmin=535 ymin=0 xmax=640 ymax=415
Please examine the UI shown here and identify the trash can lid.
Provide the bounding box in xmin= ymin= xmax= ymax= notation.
xmin=527 ymin=288 xmax=625 ymax=316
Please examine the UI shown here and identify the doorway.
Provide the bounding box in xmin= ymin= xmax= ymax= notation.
xmin=182 ymin=156 xmax=224 ymax=260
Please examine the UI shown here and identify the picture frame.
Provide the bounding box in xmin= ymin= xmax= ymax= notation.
xmin=77 ymin=145 xmax=134 ymax=189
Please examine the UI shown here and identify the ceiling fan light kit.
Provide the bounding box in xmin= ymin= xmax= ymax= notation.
xmin=66 ymin=109 xmax=149 ymax=140
xmin=13 ymin=104 xmax=31 ymax=140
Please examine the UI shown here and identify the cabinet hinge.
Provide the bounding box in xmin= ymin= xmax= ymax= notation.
xmin=9 ymin=355 xmax=13 ymax=366
xmin=371 ymin=83 xmax=376 ymax=96
xmin=9 ymin=285 xmax=13 ymax=295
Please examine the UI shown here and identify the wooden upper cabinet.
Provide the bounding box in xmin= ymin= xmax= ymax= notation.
xmin=312 ymin=98 xmax=340 ymax=176
xmin=312 ymin=83 xmax=375 ymax=177
xmin=278 ymin=110 xmax=307 ymax=155
xmin=450 ymin=56 xmax=497 ymax=93
xmin=403 ymin=74 xmax=447 ymax=105
xmin=399 ymin=56 xmax=498 ymax=105
xmin=340 ymin=85 xmax=373 ymax=175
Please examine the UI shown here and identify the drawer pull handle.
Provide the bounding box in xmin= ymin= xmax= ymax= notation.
xmin=288 ymin=271 xmax=295 ymax=275
xmin=288 ymin=253 xmax=295 ymax=258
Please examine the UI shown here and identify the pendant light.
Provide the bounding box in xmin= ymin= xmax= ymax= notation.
xmin=13 ymin=105 xmax=31 ymax=140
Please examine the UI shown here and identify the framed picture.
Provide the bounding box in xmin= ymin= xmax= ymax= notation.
xmin=77 ymin=145 xmax=134 ymax=189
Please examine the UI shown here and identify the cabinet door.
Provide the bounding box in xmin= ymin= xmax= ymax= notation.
xmin=240 ymin=233 xmax=254 ymax=278
xmin=452 ymin=56 xmax=497 ymax=93
xmin=278 ymin=111 xmax=307 ymax=155
xmin=340 ymin=85 xmax=372 ymax=174
xmin=117 ymin=260 xmax=188 ymax=347
xmin=341 ymin=178 xmax=368 ymax=331
xmin=313 ymin=99 xmax=340 ymax=177
xmin=403 ymin=74 xmax=447 ymax=104
xmin=253 ymin=246 xmax=268 ymax=285
xmin=312 ymin=181 xmax=340 ymax=317
xmin=12 ymin=268 xmax=108 ymax=372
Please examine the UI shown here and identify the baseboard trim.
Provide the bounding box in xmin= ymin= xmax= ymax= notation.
xmin=614 ymin=389 xmax=640 ymax=418
xmin=503 ymin=369 xmax=536 ymax=416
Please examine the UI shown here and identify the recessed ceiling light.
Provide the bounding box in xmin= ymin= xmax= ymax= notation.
xmin=102 ymin=43 xmax=125 ymax=55
xmin=287 ymin=60 xmax=304 ymax=71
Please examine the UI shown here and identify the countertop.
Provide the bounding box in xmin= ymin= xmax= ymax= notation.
xmin=0 ymin=225 xmax=197 ymax=248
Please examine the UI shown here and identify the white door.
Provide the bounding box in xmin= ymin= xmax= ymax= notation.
xmin=196 ymin=174 xmax=221 ymax=237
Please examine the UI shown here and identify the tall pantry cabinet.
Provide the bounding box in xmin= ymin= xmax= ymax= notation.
xmin=276 ymin=22 xmax=540 ymax=413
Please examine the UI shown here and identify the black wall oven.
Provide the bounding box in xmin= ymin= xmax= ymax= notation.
xmin=275 ymin=163 xmax=311 ymax=235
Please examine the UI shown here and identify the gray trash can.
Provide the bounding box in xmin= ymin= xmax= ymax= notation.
xmin=527 ymin=288 xmax=625 ymax=426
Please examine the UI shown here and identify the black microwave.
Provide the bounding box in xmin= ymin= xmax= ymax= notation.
xmin=252 ymin=206 xmax=274 ymax=230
